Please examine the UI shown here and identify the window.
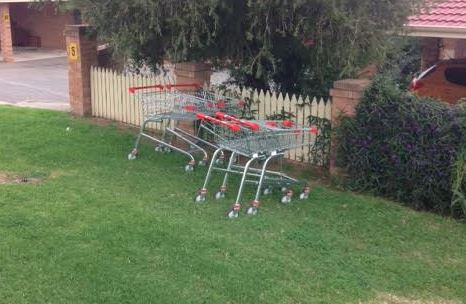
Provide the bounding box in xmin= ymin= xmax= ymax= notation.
xmin=445 ymin=67 xmax=466 ymax=87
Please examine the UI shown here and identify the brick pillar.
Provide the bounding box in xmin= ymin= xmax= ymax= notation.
xmin=64 ymin=25 xmax=97 ymax=116
xmin=0 ymin=3 xmax=14 ymax=63
xmin=172 ymin=62 xmax=213 ymax=143
xmin=329 ymin=79 xmax=371 ymax=175
xmin=174 ymin=62 xmax=212 ymax=88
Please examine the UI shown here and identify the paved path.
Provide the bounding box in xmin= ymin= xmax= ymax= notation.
xmin=0 ymin=57 xmax=69 ymax=111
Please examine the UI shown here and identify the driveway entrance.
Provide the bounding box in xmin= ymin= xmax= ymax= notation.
xmin=0 ymin=56 xmax=69 ymax=111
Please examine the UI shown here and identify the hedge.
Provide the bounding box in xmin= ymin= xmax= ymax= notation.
xmin=336 ymin=76 xmax=466 ymax=217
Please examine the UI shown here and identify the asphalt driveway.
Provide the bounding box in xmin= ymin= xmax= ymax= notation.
xmin=0 ymin=57 xmax=69 ymax=111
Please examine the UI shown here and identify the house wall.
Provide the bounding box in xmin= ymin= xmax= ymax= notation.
xmin=455 ymin=39 xmax=466 ymax=58
xmin=421 ymin=37 xmax=466 ymax=69
xmin=421 ymin=38 xmax=440 ymax=70
xmin=440 ymin=38 xmax=457 ymax=60
xmin=9 ymin=3 xmax=73 ymax=49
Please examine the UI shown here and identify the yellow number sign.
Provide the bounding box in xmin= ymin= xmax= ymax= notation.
xmin=68 ymin=43 xmax=79 ymax=61
xmin=3 ymin=12 xmax=10 ymax=22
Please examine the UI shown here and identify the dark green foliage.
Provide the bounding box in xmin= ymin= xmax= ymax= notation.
xmin=451 ymin=148 xmax=466 ymax=217
xmin=308 ymin=115 xmax=332 ymax=167
xmin=48 ymin=0 xmax=426 ymax=96
xmin=337 ymin=76 xmax=466 ymax=216
xmin=379 ymin=37 xmax=422 ymax=90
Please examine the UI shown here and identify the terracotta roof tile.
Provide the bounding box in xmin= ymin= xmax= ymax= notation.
xmin=408 ymin=0 xmax=466 ymax=28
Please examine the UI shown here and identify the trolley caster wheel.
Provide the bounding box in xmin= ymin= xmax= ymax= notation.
xmin=299 ymin=186 xmax=311 ymax=200
xmin=194 ymin=189 xmax=208 ymax=203
xmin=263 ymin=187 xmax=272 ymax=195
xmin=299 ymin=192 xmax=309 ymax=200
xmin=128 ymin=149 xmax=138 ymax=160
xmin=246 ymin=207 xmax=258 ymax=216
xmin=215 ymin=191 xmax=225 ymax=200
xmin=185 ymin=165 xmax=194 ymax=172
xmin=163 ymin=146 xmax=172 ymax=153
xmin=281 ymin=195 xmax=292 ymax=204
xmin=226 ymin=209 xmax=239 ymax=219
xmin=194 ymin=194 xmax=206 ymax=203
xmin=154 ymin=145 xmax=162 ymax=152
xmin=198 ymin=159 xmax=207 ymax=166
xmin=227 ymin=203 xmax=241 ymax=219
xmin=281 ymin=186 xmax=288 ymax=193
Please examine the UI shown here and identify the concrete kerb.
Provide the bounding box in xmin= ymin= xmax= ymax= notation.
xmin=0 ymin=101 xmax=69 ymax=111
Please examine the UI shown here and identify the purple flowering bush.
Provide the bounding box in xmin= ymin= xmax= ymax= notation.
xmin=336 ymin=76 xmax=466 ymax=217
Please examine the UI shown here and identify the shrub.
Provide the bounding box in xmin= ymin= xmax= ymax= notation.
xmin=336 ymin=76 xmax=466 ymax=216
xmin=451 ymin=148 xmax=466 ymax=217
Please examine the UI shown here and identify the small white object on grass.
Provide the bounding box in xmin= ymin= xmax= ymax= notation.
xmin=66 ymin=127 xmax=71 ymax=132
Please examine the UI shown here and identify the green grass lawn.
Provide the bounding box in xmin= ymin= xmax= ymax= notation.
xmin=0 ymin=106 xmax=465 ymax=304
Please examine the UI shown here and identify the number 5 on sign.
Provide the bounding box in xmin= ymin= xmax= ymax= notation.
xmin=68 ymin=43 xmax=78 ymax=61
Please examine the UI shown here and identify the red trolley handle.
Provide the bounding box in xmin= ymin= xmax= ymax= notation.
xmin=282 ymin=120 xmax=295 ymax=128
xmin=214 ymin=112 xmax=260 ymax=132
xmin=196 ymin=113 xmax=241 ymax=132
xmin=128 ymin=83 xmax=202 ymax=94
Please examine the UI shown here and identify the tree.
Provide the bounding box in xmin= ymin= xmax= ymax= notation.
xmin=53 ymin=0 xmax=427 ymax=96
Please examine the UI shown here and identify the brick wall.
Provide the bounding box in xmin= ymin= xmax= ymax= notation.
xmin=9 ymin=3 xmax=73 ymax=49
xmin=421 ymin=37 xmax=440 ymax=70
xmin=421 ymin=37 xmax=466 ymax=70
xmin=440 ymin=38 xmax=457 ymax=60
xmin=455 ymin=39 xmax=466 ymax=58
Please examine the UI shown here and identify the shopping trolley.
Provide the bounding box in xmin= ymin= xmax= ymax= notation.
xmin=193 ymin=112 xmax=319 ymax=218
xmin=127 ymin=83 xmax=245 ymax=171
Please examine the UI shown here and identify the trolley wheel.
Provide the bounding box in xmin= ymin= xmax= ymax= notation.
xmin=226 ymin=209 xmax=239 ymax=219
xmin=194 ymin=193 xmax=206 ymax=203
xmin=263 ymin=187 xmax=272 ymax=195
xmin=299 ymin=186 xmax=311 ymax=200
xmin=246 ymin=206 xmax=258 ymax=216
xmin=215 ymin=191 xmax=225 ymax=200
xmin=214 ymin=158 xmax=224 ymax=166
xmin=163 ymin=146 xmax=172 ymax=153
xmin=128 ymin=149 xmax=138 ymax=160
xmin=280 ymin=195 xmax=292 ymax=204
xmin=281 ymin=186 xmax=288 ymax=193
xmin=154 ymin=145 xmax=163 ymax=152
xmin=198 ymin=159 xmax=207 ymax=166
xmin=185 ymin=164 xmax=194 ymax=172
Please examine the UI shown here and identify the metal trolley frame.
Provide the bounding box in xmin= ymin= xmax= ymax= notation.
xmin=127 ymin=84 xmax=244 ymax=171
xmin=193 ymin=112 xmax=318 ymax=218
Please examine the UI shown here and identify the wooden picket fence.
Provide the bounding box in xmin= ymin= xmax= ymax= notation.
xmin=90 ymin=66 xmax=332 ymax=164
xmin=90 ymin=66 xmax=174 ymax=128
